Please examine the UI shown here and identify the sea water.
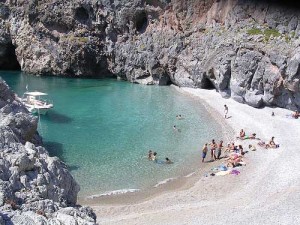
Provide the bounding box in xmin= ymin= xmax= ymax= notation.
xmin=1 ymin=71 xmax=220 ymax=197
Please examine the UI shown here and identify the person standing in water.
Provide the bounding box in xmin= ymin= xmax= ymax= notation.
xmin=202 ymin=143 xmax=208 ymax=163
xmin=224 ymin=105 xmax=228 ymax=119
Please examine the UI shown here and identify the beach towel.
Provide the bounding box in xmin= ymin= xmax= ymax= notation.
xmin=230 ymin=170 xmax=240 ymax=175
xmin=219 ymin=165 xmax=228 ymax=171
xmin=215 ymin=171 xmax=230 ymax=176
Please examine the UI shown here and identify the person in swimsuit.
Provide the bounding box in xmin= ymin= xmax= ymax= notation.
xmin=224 ymin=105 xmax=228 ymax=119
xmin=217 ymin=140 xmax=223 ymax=160
xmin=202 ymin=143 xmax=208 ymax=163
xmin=266 ymin=137 xmax=279 ymax=149
xmin=210 ymin=139 xmax=217 ymax=160
xmin=237 ymin=129 xmax=246 ymax=139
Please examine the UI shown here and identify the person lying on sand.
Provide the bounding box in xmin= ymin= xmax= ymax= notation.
xmin=266 ymin=137 xmax=279 ymax=149
xmin=226 ymin=155 xmax=245 ymax=168
xmin=239 ymin=133 xmax=260 ymax=141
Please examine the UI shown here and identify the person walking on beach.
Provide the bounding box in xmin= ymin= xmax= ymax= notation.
xmin=217 ymin=140 xmax=223 ymax=160
xmin=210 ymin=139 xmax=217 ymax=161
xmin=224 ymin=105 xmax=228 ymax=119
xmin=202 ymin=143 xmax=208 ymax=163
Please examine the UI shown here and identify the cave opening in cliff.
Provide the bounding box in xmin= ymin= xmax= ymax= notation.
xmin=202 ymin=77 xmax=215 ymax=90
xmin=75 ymin=6 xmax=90 ymax=24
xmin=135 ymin=11 xmax=148 ymax=33
xmin=0 ymin=43 xmax=21 ymax=71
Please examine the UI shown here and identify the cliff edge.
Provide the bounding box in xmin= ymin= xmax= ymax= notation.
xmin=0 ymin=0 xmax=300 ymax=109
xmin=0 ymin=79 xmax=96 ymax=224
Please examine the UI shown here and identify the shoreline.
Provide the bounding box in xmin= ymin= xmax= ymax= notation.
xmin=78 ymin=86 xmax=233 ymax=205
xmin=88 ymin=87 xmax=300 ymax=225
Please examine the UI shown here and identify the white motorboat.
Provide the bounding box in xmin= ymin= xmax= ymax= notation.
xmin=22 ymin=91 xmax=53 ymax=115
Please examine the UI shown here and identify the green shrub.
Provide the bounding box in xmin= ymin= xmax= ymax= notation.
xmin=263 ymin=29 xmax=280 ymax=41
xmin=247 ymin=28 xmax=263 ymax=35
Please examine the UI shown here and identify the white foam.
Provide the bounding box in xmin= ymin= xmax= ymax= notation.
xmin=154 ymin=177 xmax=177 ymax=188
xmin=85 ymin=189 xmax=140 ymax=199
xmin=184 ymin=172 xmax=196 ymax=178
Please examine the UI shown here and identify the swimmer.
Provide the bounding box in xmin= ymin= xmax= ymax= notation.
xmin=148 ymin=150 xmax=153 ymax=160
xmin=176 ymin=115 xmax=184 ymax=120
xmin=165 ymin=157 xmax=173 ymax=164
xmin=151 ymin=152 xmax=157 ymax=161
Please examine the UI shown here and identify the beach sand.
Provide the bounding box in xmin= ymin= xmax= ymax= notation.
xmin=89 ymin=87 xmax=300 ymax=225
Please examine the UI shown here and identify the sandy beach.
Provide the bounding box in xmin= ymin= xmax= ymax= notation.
xmin=90 ymin=87 xmax=300 ymax=225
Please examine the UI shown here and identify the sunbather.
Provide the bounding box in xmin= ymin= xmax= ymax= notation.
xmin=266 ymin=137 xmax=279 ymax=149
xmin=237 ymin=129 xmax=246 ymax=139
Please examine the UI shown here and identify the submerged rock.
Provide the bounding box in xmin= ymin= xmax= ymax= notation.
xmin=0 ymin=79 xmax=96 ymax=224
xmin=0 ymin=0 xmax=300 ymax=110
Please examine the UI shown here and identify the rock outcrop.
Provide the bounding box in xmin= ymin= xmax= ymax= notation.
xmin=0 ymin=79 xmax=96 ymax=224
xmin=1 ymin=0 xmax=300 ymax=109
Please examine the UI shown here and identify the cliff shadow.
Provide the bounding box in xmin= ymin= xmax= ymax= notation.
xmin=43 ymin=141 xmax=65 ymax=160
xmin=42 ymin=110 xmax=73 ymax=124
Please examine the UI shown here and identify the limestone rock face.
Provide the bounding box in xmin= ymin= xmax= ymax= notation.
xmin=0 ymin=79 xmax=96 ymax=224
xmin=1 ymin=0 xmax=300 ymax=109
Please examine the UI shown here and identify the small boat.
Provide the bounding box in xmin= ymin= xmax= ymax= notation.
xmin=22 ymin=91 xmax=53 ymax=115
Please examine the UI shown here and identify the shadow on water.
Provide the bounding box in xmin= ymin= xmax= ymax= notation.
xmin=43 ymin=141 xmax=65 ymax=160
xmin=68 ymin=165 xmax=80 ymax=171
xmin=43 ymin=141 xmax=80 ymax=171
xmin=42 ymin=110 xmax=73 ymax=124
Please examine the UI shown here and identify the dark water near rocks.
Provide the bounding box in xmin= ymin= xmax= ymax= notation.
xmin=1 ymin=71 xmax=220 ymax=197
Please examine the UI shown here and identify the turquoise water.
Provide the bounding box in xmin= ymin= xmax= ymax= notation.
xmin=1 ymin=71 xmax=220 ymax=197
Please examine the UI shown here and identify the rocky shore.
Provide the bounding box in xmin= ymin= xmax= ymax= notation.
xmin=0 ymin=79 xmax=96 ymax=224
xmin=1 ymin=0 xmax=300 ymax=110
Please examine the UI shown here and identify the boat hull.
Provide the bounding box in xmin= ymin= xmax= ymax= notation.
xmin=25 ymin=104 xmax=53 ymax=115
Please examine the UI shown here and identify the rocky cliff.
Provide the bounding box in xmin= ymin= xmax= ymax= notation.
xmin=1 ymin=0 xmax=300 ymax=109
xmin=0 ymin=79 xmax=96 ymax=224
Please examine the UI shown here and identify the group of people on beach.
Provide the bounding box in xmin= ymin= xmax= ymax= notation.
xmin=201 ymin=129 xmax=280 ymax=165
